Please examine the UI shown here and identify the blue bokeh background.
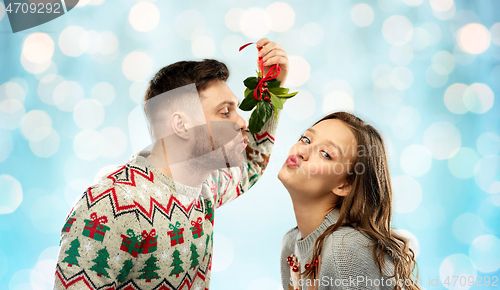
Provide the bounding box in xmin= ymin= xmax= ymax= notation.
xmin=0 ymin=0 xmax=499 ymax=289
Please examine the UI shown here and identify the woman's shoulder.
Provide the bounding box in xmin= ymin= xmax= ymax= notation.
xmin=322 ymin=226 xmax=383 ymax=263
xmin=281 ymin=226 xmax=299 ymax=244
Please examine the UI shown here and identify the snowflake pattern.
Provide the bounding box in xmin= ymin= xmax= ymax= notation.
xmin=182 ymin=246 xmax=188 ymax=254
xmin=154 ymin=187 xmax=163 ymax=198
xmin=114 ymin=253 xmax=121 ymax=263
xmin=123 ymin=188 xmax=133 ymax=199
xmin=83 ymin=240 xmax=93 ymax=252
xmin=160 ymin=250 xmax=169 ymax=261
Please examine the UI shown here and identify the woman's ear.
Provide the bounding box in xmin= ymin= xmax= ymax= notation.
xmin=171 ymin=112 xmax=189 ymax=140
xmin=332 ymin=181 xmax=352 ymax=197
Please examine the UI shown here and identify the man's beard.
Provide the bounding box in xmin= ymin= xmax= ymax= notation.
xmin=188 ymin=124 xmax=246 ymax=171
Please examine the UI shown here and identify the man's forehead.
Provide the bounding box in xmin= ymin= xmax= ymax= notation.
xmin=200 ymin=84 xmax=240 ymax=108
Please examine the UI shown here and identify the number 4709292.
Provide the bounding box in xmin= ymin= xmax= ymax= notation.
xmin=5 ymin=2 xmax=62 ymax=14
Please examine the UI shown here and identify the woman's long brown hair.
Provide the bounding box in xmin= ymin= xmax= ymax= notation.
xmin=301 ymin=112 xmax=421 ymax=290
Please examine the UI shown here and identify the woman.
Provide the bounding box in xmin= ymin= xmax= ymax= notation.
xmin=278 ymin=112 xmax=420 ymax=290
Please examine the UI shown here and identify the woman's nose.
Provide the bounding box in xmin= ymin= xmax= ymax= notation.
xmin=297 ymin=145 xmax=309 ymax=161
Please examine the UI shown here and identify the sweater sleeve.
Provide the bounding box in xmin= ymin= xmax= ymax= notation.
xmin=213 ymin=109 xmax=281 ymax=208
xmin=322 ymin=230 xmax=396 ymax=290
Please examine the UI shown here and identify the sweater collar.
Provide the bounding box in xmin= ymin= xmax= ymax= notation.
xmin=296 ymin=208 xmax=341 ymax=255
xmin=130 ymin=150 xmax=203 ymax=199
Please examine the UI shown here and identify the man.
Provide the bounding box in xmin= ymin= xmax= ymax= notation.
xmin=53 ymin=38 xmax=289 ymax=289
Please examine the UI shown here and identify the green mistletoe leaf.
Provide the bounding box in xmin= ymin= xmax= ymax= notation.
xmin=276 ymin=92 xmax=298 ymax=98
xmin=259 ymin=101 xmax=273 ymax=124
xmin=269 ymin=87 xmax=289 ymax=95
xmin=266 ymin=79 xmax=281 ymax=88
xmin=269 ymin=92 xmax=283 ymax=110
xmin=244 ymin=77 xmax=258 ymax=89
xmin=239 ymin=93 xmax=257 ymax=111
xmin=249 ymin=105 xmax=265 ymax=134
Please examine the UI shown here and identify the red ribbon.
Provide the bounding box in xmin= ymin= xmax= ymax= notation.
xmin=239 ymin=42 xmax=282 ymax=100
xmin=191 ymin=217 xmax=203 ymax=227
xmin=142 ymin=229 xmax=156 ymax=240
xmin=89 ymin=212 xmax=108 ymax=228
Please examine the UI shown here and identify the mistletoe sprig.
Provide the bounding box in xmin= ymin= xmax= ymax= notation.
xmin=238 ymin=42 xmax=298 ymax=134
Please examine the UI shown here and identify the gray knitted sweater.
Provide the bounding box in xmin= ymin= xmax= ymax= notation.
xmin=280 ymin=209 xmax=397 ymax=289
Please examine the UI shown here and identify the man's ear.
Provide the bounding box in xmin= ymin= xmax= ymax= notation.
xmin=171 ymin=112 xmax=189 ymax=140
xmin=332 ymin=180 xmax=352 ymax=197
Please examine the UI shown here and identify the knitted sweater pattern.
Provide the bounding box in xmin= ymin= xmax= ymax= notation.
xmin=280 ymin=209 xmax=397 ymax=290
xmin=54 ymin=112 xmax=280 ymax=290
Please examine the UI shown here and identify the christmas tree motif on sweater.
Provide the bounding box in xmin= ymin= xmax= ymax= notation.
xmin=139 ymin=229 xmax=158 ymax=254
xmin=139 ymin=254 xmax=160 ymax=282
xmin=167 ymin=221 xmax=185 ymax=246
xmin=169 ymin=249 xmax=185 ymax=278
xmin=89 ymin=247 xmax=111 ymax=278
xmin=190 ymin=217 xmax=204 ymax=239
xmin=205 ymin=200 xmax=214 ymax=226
xmin=120 ymin=229 xmax=143 ymax=257
xmin=189 ymin=242 xmax=200 ymax=270
xmin=82 ymin=212 xmax=110 ymax=242
xmin=116 ymin=259 xmax=133 ymax=283
xmin=62 ymin=237 xmax=80 ymax=267
xmin=62 ymin=211 xmax=76 ymax=233
xmin=202 ymin=233 xmax=210 ymax=261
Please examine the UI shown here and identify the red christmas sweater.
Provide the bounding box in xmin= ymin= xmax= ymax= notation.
xmin=53 ymin=111 xmax=280 ymax=290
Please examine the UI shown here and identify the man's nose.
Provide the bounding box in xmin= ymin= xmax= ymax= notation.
xmin=233 ymin=114 xmax=247 ymax=132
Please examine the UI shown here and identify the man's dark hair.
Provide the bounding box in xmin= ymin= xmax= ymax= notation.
xmin=144 ymin=59 xmax=230 ymax=102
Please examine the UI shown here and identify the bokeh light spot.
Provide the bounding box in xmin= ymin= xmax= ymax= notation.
xmin=129 ymin=2 xmax=160 ymax=32
xmin=447 ymin=147 xmax=480 ymax=179
xmin=382 ymin=15 xmax=414 ymax=45
xmin=463 ymin=83 xmax=494 ymax=114
xmin=476 ymin=132 xmax=500 ymax=156
xmin=0 ymin=174 xmax=23 ymax=214
xmin=58 ymin=26 xmax=90 ymax=57
xmin=424 ymin=122 xmax=461 ymax=160
xmin=351 ymin=3 xmax=375 ymax=27
xmin=73 ymin=99 xmax=105 ymax=130
xmin=474 ymin=155 xmax=500 ymax=194
xmin=266 ymin=2 xmax=295 ymax=32
xmin=444 ymin=83 xmax=468 ymax=114
xmin=400 ymin=144 xmax=432 ymax=177
xmin=439 ymin=254 xmax=477 ymax=290
xmin=452 ymin=212 xmax=485 ymax=243
xmin=122 ymin=51 xmax=153 ymax=82
xmin=457 ymin=23 xmax=491 ymax=54
xmin=469 ymin=235 xmax=500 ymax=273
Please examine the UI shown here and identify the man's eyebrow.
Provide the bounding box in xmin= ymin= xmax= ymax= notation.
xmin=305 ymin=128 xmax=344 ymax=158
xmin=216 ymin=101 xmax=239 ymax=109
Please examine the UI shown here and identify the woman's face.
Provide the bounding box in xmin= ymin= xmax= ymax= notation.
xmin=278 ymin=119 xmax=358 ymax=200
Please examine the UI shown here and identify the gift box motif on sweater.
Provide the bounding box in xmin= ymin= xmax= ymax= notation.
xmin=120 ymin=229 xmax=142 ymax=258
xmin=190 ymin=217 xmax=204 ymax=239
xmin=82 ymin=212 xmax=110 ymax=242
xmin=62 ymin=211 xmax=76 ymax=233
xmin=167 ymin=221 xmax=185 ymax=246
xmin=205 ymin=200 xmax=214 ymax=226
xmin=139 ymin=229 xmax=158 ymax=254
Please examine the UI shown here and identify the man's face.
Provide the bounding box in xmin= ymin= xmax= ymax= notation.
xmin=199 ymin=81 xmax=248 ymax=167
